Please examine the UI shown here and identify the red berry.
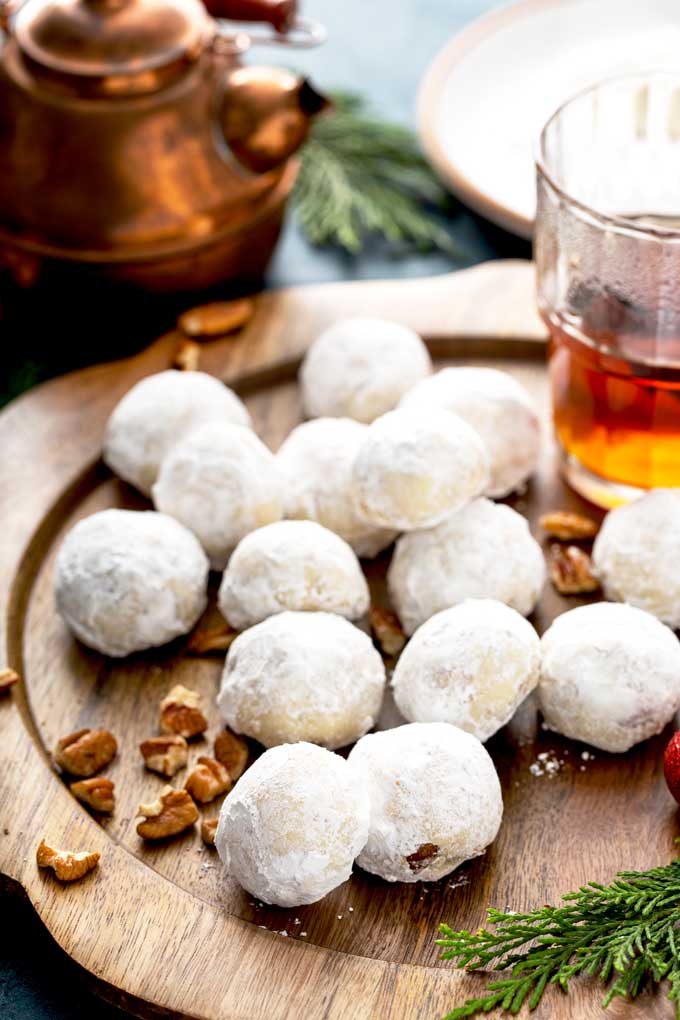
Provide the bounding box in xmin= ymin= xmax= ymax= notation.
xmin=663 ymin=732 xmax=680 ymax=804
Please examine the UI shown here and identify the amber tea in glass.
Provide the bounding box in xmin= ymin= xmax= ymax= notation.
xmin=535 ymin=73 xmax=680 ymax=507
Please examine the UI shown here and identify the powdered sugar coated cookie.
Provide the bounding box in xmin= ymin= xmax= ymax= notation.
xmin=103 ymin=370 xmax=251 ymax=496
xmin=218 ymin=520 xmax=369 ymax=630
xmin=300 ymin=318 xmax=432 ymax=423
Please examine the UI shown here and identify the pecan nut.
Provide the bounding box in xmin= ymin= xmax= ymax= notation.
xmin=0 ymin=667 xmax=19 ymax=693
xmin=159 ymin=685 xmax=207 ymax=739
xmin=213 ymin=729 xmax=249 ymax=782
xmin=405 ymin=842 xmax=440 ymax=873
xmin=539 ymin=510 xmax=599 ymax=541
xmin=140 ymin=735 xmax=188 ymax=777
xmin=369 ymin=607 xmax=406 ymax=657
xmin=200 ymin=817 xmax=219 ymax=847
xmin=136 ymin=786 xmax=198 ymax=840
xmin=187 ymin=623 xmax=238 ymax=655
xmin=548 ymin=544 xmax=600 ymax=595
xmin=185 ymin=757 xmax=232 ymax=804
xmin=36 ymin=839 xmax=100 ymax=882
xmin=178 ymin=298 xmax=254 ymax=339
xmin=54 ymin=729 xmax=117 ymax=777
xmin=172 ymin=338 xmax=200 ymax=372
xmin=70 ymin=777 xmax=115 ymax=813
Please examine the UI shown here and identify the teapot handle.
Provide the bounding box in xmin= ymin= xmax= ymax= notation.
xmin=204 ymin=0 xmax=295 ymax=32
xmin=206 ymin=0 xmax=325 ymax=49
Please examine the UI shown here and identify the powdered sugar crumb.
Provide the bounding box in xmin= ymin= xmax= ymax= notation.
xmin=529 ymin=750 xmax=565 ymax=778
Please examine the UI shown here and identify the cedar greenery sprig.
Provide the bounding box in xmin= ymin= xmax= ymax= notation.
xmin=437 ymin=851 xmax=680 ymax=1018
xmin=294 ymin=91 xmax=460 ymax=256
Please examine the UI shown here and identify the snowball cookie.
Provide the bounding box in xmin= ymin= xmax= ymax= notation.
xmin=300 ymin=318 xmax=432 ymax=423
xmin=352 ymin=408 xmax=489 ymax=531
xmin=392 ymin=600 xmax=540 ymax=741
xmin=539 ymin=603 xmax=680 ymax=753
xmin=400 ymin=367 xmax=541 ymax=498
xmin=152 ymin=422 xmax=282 ymax=570
xmin=592 ymin=489 xmax=680 ymax=629
xmin=218 ymin=520 xmax=370 ymax=630
xmin=54 ymin=509 xmax=209 ymax=657
xmin=276 ymin=418 xmax=396 ymax=557
xmin=348 ymin=722 xmax=502 ymax=883
xmin=388 ymin=498 xmax=545 ymax=635
xmin=217 ymin=611 xmax=385 ymax=749
xmin=216 ymin=742 xmax=369 ymax=906
xmin=103 ymin=370 xmax=251 ymax=496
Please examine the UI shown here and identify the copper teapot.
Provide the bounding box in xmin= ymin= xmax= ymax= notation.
xmin=0 ymin=0 xmax=328 ymax=293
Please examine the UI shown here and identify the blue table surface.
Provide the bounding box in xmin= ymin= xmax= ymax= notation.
xmin=0 ymin=0 xmax=528 ymax=1016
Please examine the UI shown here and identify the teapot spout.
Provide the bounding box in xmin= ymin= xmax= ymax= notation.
xmin=218 ymin=66 xmax=330 ymax=174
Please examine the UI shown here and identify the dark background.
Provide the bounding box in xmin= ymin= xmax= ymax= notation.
xmin=0 ymin=0 xmax=527 ymax=1015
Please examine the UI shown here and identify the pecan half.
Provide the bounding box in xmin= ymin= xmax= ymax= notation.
xmin=54 ymin=729 xmax=117 ymax=777
xmin=539 ymin=510 xmax=599 ymax=541
xmin=172 ymin=338 xmax=200 ymax=372
xmin=140 ymin=734 xmax=188 ymax=777
xmin=548 ymin=544 xmax=600 ymax=595
xmin=405 ymin=842 xmax=440 ymax=873
xmin=159 ymin=685 xmax=207 ymax=740
xmin=187 ymin=623 xmax=238 ymax=655
xmin=0 ymin=667 xmax=19 ymax=693
xmin=213 ymin=729 xmax=249 ymax=782
xmin=369 ymin=607 xmax=406 ymax=657
xmin=185 ymin=757 xmax=232 ymax=803
xmin=36 ymin=839 xmax=100 ymax=882
xmin=70 ymin=777 xmax=115 ymax=814
xmin=136 ymin=786 xmax=198 ymax=840
xmin=200 ymin=817 xmax=219 ymax=847
xmin=178 ymin=298 xmax=254 ymax=339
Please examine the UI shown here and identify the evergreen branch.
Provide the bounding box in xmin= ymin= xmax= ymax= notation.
xmin=437 ymin=854 xmax=680 ymax=1018
xmin=294 ymin=91 xmax=460 ymax=256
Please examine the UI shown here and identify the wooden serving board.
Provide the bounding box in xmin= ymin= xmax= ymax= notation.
xmin=0 ymin=261 xmax=677 ymax=1020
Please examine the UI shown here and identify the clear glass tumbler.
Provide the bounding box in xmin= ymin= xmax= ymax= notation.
xmin=535 ymin=72 xmax=680 ymax=508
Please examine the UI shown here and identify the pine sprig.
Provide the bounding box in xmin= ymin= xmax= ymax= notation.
xmin=294 ymin=91 xmax=459 ymax=256
xmin=437 ymin=854 xmax=680 ymax=1018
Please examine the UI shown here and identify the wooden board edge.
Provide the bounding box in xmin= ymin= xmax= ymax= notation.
xmin=0 ymin=259 xmax=545 ymax=426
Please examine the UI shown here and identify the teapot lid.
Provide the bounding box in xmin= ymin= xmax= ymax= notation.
xmin=13 ymin=0 xmax=212 ymax=91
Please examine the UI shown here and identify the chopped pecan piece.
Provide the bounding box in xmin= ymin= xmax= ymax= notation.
xmin=172 ymin=338 xmax=200 ymax=372
xmin=187 ymin=623 xmax=238 ymax=655
xmin=159 ymin=685 xmax=207 ymax=739
xmin=185 ymin=757 xmax=232 ymax=804
xmin=213 ymin=729 xmax=249 ymax=782
xmin=405 ymin=842 xmax=440 ymax=873
xmin=70 ymin=777 xmax=115 ymax=814
xmin=0 ymin=667 xmax=19 ymax=693
xmin=200 ymin=817 xmax=219 ymax=847
xmin=36 ymin=839 xmax=100 ymax=882
xmin=549 ymin=544 xmax=600 ymax=595
xmin=54 ymin=729 xmax=117 ymax=777
xmin=539 ymin=510 xmax=599 ymax=541
xmin=178 ymin=298 xmax=254 ymax=339
xmin=140 ymin=734 xmax=188 ymax=777
xmin=136 ymin=786 xmax=198 ymax=840
xmin=369 ymin=607 xmax=406 ymax=656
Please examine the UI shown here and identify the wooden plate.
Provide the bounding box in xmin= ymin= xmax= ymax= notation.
xmin=0 ymin=262 xmax=676 ymax=1019
xmin=417 ymin=0 xmax=680 ymax=238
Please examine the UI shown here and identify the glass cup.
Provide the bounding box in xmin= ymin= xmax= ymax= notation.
xmin=535 ymin=72 xmax=680 ymax=508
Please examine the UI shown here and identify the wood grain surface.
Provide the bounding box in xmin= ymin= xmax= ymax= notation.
xmin=0 ymin=261 xmax=677 ymax=1020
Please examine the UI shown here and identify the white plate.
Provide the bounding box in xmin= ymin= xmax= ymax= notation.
xmin=417 ymin=0 xmax=680 ymax=238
